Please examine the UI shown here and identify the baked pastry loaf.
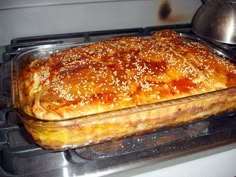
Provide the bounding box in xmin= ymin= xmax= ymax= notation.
xmin=21 ymin=30 xmax=236 ymax=120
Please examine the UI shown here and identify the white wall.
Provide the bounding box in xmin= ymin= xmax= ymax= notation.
xmin=0 ymin=0 xmax=202 ymax=46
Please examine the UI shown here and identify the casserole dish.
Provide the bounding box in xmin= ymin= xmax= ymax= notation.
xmin=1 ymin=30 xmax=236 ymax=150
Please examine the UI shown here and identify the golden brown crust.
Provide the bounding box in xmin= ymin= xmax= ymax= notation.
xmin=21 ymin=30 xmax=236 ymax=120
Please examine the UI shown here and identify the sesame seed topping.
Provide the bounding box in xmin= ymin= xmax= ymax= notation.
xmin=27 ymin=29 xmax=236 ymax=119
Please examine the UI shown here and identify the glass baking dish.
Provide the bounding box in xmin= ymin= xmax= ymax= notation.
xmin=1 ymin=32 xmax=236 ymax=150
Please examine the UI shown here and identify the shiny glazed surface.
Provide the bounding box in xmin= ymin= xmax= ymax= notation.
xmin=19 ymin=30 xmax=236 ymax=120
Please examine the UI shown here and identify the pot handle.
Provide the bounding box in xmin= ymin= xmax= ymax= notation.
xmin=0 ymin=61 xmax=13 ymax=107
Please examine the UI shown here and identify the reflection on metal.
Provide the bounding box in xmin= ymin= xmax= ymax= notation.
xmin=62 ymin=167 xmax=70 ymax=177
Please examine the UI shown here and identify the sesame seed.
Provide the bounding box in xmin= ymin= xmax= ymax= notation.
xmin=27 ymin=29 xmax=236 ymax=119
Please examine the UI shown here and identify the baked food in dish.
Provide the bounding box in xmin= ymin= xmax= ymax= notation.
xmin=20 ymin=30 xmax=236 ymax=121
xmin=17 ymin=29 xmax=236 ymax=150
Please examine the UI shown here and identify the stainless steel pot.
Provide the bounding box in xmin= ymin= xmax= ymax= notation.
xmin=192 ymin=0 xmax=236 ymax=44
